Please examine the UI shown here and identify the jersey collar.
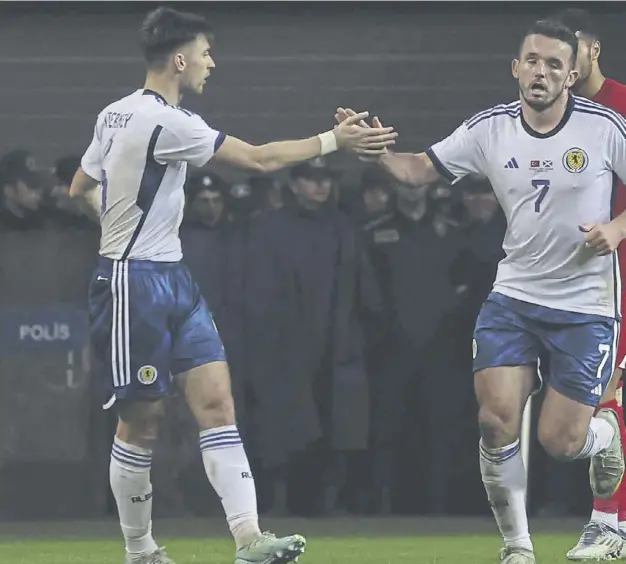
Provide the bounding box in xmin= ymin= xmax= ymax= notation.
xmin=142 ymin=89 xmax=169 ymax=106
xmin=519 ymin=93 xmax=574 ymax=139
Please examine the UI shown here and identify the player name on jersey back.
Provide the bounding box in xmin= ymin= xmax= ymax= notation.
xmin=428 ymin=95 xmax=626 ymax=319
xmin=80 ymin=89 xmax=225 ymax=262
xmin=102 ymin=112 xmax=134 ymax=129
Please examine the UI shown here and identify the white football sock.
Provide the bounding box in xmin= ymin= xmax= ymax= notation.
xmin=574 ymin=417 xmax=615 ymax=459
xmin=199 ymin=425 xmax=261 ymax=548
xmin=110 ymin=437 xmax=159 ymax=557
xmin=480 ymin=439 xmax=533 ymax=552
xmin=591 ymin=509 xmax=619 ymax=530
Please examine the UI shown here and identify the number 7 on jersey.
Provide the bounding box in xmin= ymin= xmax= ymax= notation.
xmin=532 ymin=179 xmax=551 ymax=213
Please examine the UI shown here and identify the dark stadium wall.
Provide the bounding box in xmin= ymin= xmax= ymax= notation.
xmin=0 ymin=2 xmax=623 ymax=168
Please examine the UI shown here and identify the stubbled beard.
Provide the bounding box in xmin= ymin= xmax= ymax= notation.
xmin=519 ymin=84 xmax=564 ymax=112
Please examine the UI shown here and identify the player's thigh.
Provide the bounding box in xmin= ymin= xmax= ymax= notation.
xmin=170 ymin=285 xmax=231 ymax=428
xmin=473 ymin=296 xmax=541 ymax=444
xmin=537 ymin=387 xmax=596 ymax=459
xmin=88 ymin=259 xmax=174 ymax=403
xmin=171 ymin=291 xmax=227 ymax=376
xmin=538 ymin=319 xmax=617 ymax=457
xmin=544 ymin=318 xmax=617 ymax=408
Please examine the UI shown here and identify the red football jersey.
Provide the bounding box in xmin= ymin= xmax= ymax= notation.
xmin=593 ymin=78 xmax=626 ymax=275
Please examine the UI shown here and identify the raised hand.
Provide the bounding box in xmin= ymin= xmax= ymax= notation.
xmin=332 ymin=110 xmax=397 ymax=155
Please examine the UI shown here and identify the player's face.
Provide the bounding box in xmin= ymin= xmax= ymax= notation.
xmin=179 ymin=34 xmax=215 ymax=95
xmin=513 ymin=34 xmax=578 ymax=111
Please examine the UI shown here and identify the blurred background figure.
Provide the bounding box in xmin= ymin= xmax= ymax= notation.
xmin=227 ymin=179 xmax=266 ymax=223
xmin=362 ymin=180 xmax=464 ymax=515
xmin=244 ymin=157 xmax=381 ymax=517
xmin=358 ymin=167 xmax=395 ymax=226
xmin=249 ymin=175 xmax=285 ymax=213
xmin=0 ymin=149 xmax=48 ymax=230
xmin=48 ymin=154 xmax=100 ymax=228
xmin=183 ymin=171 xmax=228 ymax=230
xmin=450 ymin=178 xmax=506 ymax=325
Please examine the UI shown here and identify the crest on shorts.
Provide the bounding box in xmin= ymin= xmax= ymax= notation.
xmin=562 ymin=147 xmax=589 ymax=174
xmin=137 ymin=365 xmax=158 ymax=385
xmin=472 ymin=339 xmax=478 ymax=360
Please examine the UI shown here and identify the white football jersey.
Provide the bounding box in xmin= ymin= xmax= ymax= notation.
xmin=81 ymin=89 xmax=224 ymax=262
xmin=428 ymin=95 xmax=626 ymax=319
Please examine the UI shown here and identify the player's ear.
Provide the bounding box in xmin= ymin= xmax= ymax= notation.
xmin=173 ymin=52 xmax=186 ymax=73
xmin=566 ymin=68 xmax=579 ymax=90
xmin=511 ymin=59 xmax=520 ymax=79
xmin=591 ymin=40 xmax=601 ymax=63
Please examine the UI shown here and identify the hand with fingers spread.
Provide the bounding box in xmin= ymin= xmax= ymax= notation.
xmin=334 ymin=108 xmax=392 ymax=161
xmin=579 ymin=222 xmax=626 ymax=256
xmin=332 ymin=110 xmax=397 ymax=155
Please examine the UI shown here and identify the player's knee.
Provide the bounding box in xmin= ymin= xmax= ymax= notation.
xmin=477 ymin=404 xmax=519 ymax=448
xmin=116 ymin=399 xmax=165 ymax=448
xmin=192 ymin=392 xmax=236 ymax=429
xmin=537 ymin=426 xmax=583 ymax=461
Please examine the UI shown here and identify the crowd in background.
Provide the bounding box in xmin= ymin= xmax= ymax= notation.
xmin=0 ymin=147 xmax=590 ymax=518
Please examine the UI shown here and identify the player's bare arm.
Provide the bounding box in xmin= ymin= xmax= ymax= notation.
xmin=214 ymin=111 xmax=397 ymax=173
xmin=68 ymin=166 xmax=101 ymax=221
xmin=69 ymin=166 xmax=99 ymax=197
xmin=334 ymin=107 xmax=440 ymax=187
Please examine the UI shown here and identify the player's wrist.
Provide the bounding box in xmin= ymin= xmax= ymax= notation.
xmin=317 ymin=130 xmax=339 ymax=156
xmin=610 ymin=216 xmax=626 ymax=242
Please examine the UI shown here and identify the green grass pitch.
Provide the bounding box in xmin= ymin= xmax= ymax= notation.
xmin=0 ymin=533 xmax=587 ymax=564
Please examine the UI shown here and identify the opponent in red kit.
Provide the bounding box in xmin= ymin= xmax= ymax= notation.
xmin=554 ymin=9 xmax=626 ymax=561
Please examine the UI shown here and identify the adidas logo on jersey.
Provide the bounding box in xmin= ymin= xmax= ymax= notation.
xmin=504 ymin=158 xmax=519 ymax=169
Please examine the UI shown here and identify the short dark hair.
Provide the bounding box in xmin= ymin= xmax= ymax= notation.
xmin=520 ymin=19 xmax=578 ymax=65
xmin=139 ymin=7 xmax=213 ymax=68
xmin=550 ymin=8 xmax=600 ymax=41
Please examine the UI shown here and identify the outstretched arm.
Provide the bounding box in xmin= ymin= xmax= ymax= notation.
xmin=376 ymin=151 xmax=440 ymax=187
xmin=334 ymin=108 xmax=440 ymax=187
xmin=213 ymin=111 xmax=397 ymax=173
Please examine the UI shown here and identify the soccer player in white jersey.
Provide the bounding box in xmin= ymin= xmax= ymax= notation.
xmin=336 ymin=19 xmax=626 ymax=564
xmin=68 ymin=7 xmax=396 ymax=564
